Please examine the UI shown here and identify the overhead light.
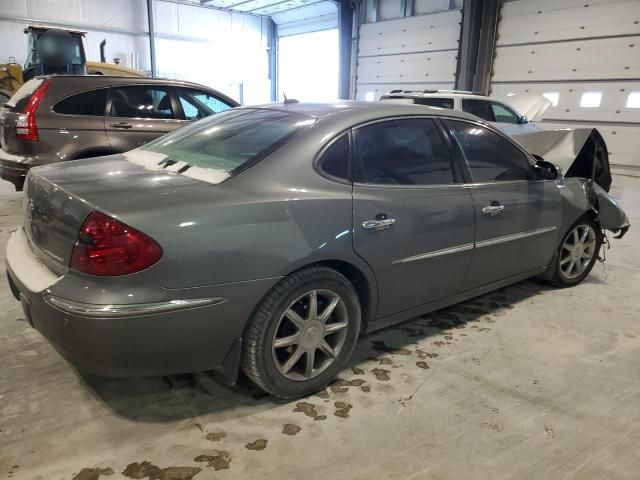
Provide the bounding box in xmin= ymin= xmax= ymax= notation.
xmin=580 ymin=92 xmax=602 ymax=108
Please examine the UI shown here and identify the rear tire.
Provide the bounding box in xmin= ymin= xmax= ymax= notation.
xmin=550 ymin=217 xmax=603 ymax=287
xmin=241 ymin=266 xmax=361 ymax=399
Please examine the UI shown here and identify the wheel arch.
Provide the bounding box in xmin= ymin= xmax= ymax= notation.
xmin=284 ymin=259 xmax=378 ymax=333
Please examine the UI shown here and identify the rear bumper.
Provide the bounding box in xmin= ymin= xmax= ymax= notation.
xmin=5 ymin=227 xmax=276 ymax=377
xmin=0 ymin=150 xmax=41 ymax=190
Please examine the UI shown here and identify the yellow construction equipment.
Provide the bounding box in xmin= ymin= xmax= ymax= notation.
xmin=1 ymin=25 xmax=146 ymax=102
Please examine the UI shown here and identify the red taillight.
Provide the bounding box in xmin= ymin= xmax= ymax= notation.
xmin=70 ymin=211 xmax=162 ymax=276
xmin=16 ymin=79 xmax=51 ymax=141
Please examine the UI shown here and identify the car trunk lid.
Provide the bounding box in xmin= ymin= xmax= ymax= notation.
xmin=23 ymin=153 xmax=211 ymax=273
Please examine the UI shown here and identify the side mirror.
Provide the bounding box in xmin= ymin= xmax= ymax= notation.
xmin=533 ymin=158 xmax=558 ymax=180
xmin=518 ymin=115 xmax=529 ymax=124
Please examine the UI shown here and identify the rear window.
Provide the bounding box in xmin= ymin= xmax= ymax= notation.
xmin=53 ymin=89 xmax=108 ymax=116
xmin=140 ymin=108 xmax=315 ymax=175
xmin=6 ymin=78 xmax=45 ymax=110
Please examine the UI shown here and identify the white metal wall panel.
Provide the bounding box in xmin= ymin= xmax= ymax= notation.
xmin=491 ymin=0 xmax=640 ymax=174
xmin=493 ymin=38 xmax=639 ymax=83
xmin=273 ymin=1 xmax=338 ymax=37
xmin=498 ymin=0 xmax=640 ymax=45
xmin=355 ymin=8 xmax=461 ymax=100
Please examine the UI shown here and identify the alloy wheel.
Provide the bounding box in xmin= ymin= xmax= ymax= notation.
xmin=272 ymin=289 xmax=349 ymax=381
xmin=559 ymin=224 xmax=598 ymax=279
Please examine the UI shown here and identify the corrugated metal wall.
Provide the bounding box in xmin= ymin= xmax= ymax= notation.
xmin=0 ymin=0 xmax=273 ymax=104
xmin=490 ymin=0 xmax=640 ymax=175
xmin=355 ymin=0 xmax=463 ymax=101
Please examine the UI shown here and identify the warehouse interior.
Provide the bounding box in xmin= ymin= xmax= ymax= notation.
xmin=0 ymin=0 xmax=639 ymax=479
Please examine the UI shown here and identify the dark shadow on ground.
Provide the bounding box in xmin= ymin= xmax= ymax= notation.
xmin=80 ymin=279 xmax=550 ymax=423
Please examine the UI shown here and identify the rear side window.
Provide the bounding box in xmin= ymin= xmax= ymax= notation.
xmin=461 ymin=99 xmax=495 ymax=122
xmin=53 ymin=89 xmax=108 ymax=116
xmin=317 ymin=134 xmax=349 ymax=180
xmin=109 ymin=86 xmax=174 ymax=119
xmin=176 ymin=88 xmax=233 ymax=120
xmin=141 ymin=109 xmax=315 ymax=175
xmin=353 ymin=118 xmax=455 ymax=185
xmin=414 ymin=97 xmax=454 ymax=109
xmin=444 ymin=120 xmax=534 ymax=182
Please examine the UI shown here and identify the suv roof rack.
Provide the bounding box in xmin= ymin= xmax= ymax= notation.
xmin=384 ymin=89 xmax=485 ymax=96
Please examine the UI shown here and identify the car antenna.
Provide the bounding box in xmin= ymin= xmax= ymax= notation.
xmin=283 ymin=92 xmax=299 ymax=105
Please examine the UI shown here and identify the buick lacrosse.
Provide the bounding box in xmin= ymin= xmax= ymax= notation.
xmin=6 ymin=102 xmax=629 ymax=398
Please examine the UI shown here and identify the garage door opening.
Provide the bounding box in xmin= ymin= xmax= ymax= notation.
xmin=278 ymin=29 xmax=339 ymax=102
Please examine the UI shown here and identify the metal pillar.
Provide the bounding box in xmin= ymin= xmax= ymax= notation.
xmin=147 ymin=0 xmax=157 ymax=77
xmin=337 ymin=0 xmax=354 ymax=100
xmin=455 ymin=0 xmax=499 ymax=95
xmin=268 ymin=19 xmax=278 ymax=102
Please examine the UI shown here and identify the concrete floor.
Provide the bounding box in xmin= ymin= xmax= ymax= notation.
xmin=1 ymin=176 xmax=639 ymax=480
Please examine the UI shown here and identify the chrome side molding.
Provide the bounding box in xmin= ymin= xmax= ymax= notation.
xmin=43 ymin=296 xmax=226 ymax=318
xmin=475 ymin=226 xmax=557 ymax=248
xmin=393 ymin=243 xmax=475 ymax=264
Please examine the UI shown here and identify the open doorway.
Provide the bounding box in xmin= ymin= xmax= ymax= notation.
xmin=278 ymin=29 xmax=339 ymax=102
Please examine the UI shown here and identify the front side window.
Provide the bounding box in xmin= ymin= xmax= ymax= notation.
xmin=109 ymin=86 xmax=174 ymax=119
xmin=140 ymin=109 xmax=315 ymax=175
xmin=444 ymin=120 xmax=534 ymax=182
xmin=461 ymin=99 xmax=495 ymax=122
xmin=176 ymin=88 xmax=233 ymax=121
xmin=490 ymin=102 xmax=519 ymax=124
xmin=353 ymin=118 xmax=455 ymax=186
xmin=54 ymin=89 xmax=108 ymax=116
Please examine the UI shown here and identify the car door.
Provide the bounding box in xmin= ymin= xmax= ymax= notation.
xmin=105 ymin=85 xmax=187 ymax=152
xmin=442 ymin=119 xmax=562 ymax=290
xmin=351 ymin=117 xmax=476 ymax=318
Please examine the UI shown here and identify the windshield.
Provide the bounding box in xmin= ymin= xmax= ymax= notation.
xmin=140 ymin=108 xmax=316 ymax=176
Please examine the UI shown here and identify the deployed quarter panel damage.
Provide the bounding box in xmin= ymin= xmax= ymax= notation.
xmin=512 ymin=127 xmax=629 ymax=238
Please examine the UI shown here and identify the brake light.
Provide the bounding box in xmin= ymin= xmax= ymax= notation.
xmin=16 ymin=79 xmax=51 ymax=141
xmin=70 ymin=211 xmax=162 ymax=276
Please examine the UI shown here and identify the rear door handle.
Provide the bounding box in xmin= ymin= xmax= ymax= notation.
xmin=110 ymin=122 xmax=132 ymax=129
xmin=362 ymin=218 xmax=396 ymax=231
xmin=481 ymin=204 xmax=505 ymax=215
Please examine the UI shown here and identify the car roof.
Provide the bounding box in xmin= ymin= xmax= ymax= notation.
xmin=243 ymin=100 xmax=483 ymax=123
xmin=40 ymin=75 xmax=215 ymax=90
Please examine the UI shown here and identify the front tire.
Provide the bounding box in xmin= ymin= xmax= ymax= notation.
xmin=241 ymin=266 xmax=361 ymax=399
xmin=550 ymin=217 xmax=603 ymax=287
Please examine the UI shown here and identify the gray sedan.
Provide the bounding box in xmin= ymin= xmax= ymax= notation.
xmin=5 ymin=102 xmax=629 ymax=398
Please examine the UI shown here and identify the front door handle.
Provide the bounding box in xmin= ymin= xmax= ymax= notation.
xmin=482 ymin=204 xmax=505 ymax=215
xmin=110 ymin=122 xmax=132 ymax=129
xmin=362 ymin=218 xmax=396 ymax=231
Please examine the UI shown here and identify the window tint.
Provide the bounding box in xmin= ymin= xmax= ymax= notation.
xmin=109 ymin=86 xmax=174 ymax=119
xmin=414 ymin=97 xmax=454 ymax=109
xmin=461 ymin=99 xmax=495 ymax=121
xmin=176 ymin=88 xmax=233 ymax=121
xmin=318 ymin=135 xmax=349 ymax=180
xmin=445 ymin=120 xmax=534 ymax=182
xmin=141 ymin=109 xmax=315 ymax=174
xmin=353 ymin=118 xmax=455 ymax=185
xmin=54 ymin=89 xmax=107 ymax=116
xmin=490 ymin=102 xmax=519 ymax=123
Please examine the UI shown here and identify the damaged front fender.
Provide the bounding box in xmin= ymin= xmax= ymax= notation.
xmin=591 ymin=182 xmax=630 ymax=238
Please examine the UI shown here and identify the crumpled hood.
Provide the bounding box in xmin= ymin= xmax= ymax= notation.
xmin=511 ymin=128 xmax=612 ymax=192
xmin=497 ymin=94 xmax=553 ymax=121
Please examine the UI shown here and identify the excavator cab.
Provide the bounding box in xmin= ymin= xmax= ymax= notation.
xmin=22 ymin=25 xmax=87 ymax=81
